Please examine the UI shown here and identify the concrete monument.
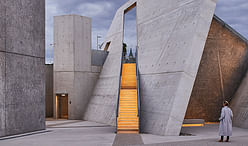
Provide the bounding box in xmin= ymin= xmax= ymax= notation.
xmin=84 ymin=0 xmax=217 ymax=136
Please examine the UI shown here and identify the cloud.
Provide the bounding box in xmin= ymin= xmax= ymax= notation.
xmin=124 ymin=7 xmax=137 ymax=51
xmin=45 ymin=0 xmax=248 ymax=63
xmin=215 ymin=0 xmax=248 ymax=39
xmin=76 ymin=2 xmax=113 ymax=17
xmin=45 ymin=0 xmax=129 ymax=63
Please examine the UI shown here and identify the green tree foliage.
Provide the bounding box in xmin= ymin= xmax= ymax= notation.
xmin=129 ymin=48 xmax=133 ymax=58
xmin=123 ymin=43 xmax=127 ymax=57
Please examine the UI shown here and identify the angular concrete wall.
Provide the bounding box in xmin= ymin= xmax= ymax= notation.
xmin=84 ymin=0 xmax=217 ymax=136
xmin=0 ymin=0 xmax=45 ymax=137
xmin=84 ymin=0 xmax=136 ymax=125
xmin=185 ymin=16 xmax=248 ymax=122
xmin=46 ymin=64 xmax=53 ymax=117
xmin=54 ymin=15 xmax=101 ymax=119
xmin=231 ymin=71 xmax=248 ymax=128
xmin=137 ymin=0 xmax=216 ymax=136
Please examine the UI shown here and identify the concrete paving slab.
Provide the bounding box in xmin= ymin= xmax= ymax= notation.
xmin=0 ymin=120 xmax=116 ymax=146
xmin=141 ymin=124 xmax=248 ymax=144
xmin=0 ymin=121 xmax=248 ymax=146
xmin=113 ymin=134 xmax=144 ymax=146
xmin=142 ymin=136 xmax=248 ymax=146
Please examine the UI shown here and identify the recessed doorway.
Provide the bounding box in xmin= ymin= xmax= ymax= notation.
xmin=56 ymin=94 xmax=68 ymax=119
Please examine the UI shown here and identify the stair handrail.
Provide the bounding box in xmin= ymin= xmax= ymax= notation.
xmin=116 ymin=47 xmax=124 ymax=127
xmin=136 ymin=47 xmax=141 ymax=118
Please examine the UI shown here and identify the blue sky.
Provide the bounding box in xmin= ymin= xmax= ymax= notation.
xmin=45 ymin=0 xmax=248 ymax=64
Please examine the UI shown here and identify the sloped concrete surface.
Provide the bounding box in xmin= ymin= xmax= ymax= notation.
xmin=84 ymin=0 xmax=137 ymax=126
xmin=137 ymin=0 xmax=217 ymax=136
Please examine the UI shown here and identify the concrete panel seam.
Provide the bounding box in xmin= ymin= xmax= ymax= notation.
xmin=54 ymin=71 xmax=93 ymax=73
xmin=4 ymin=3 xmax=7 ymax=135
xmin=0 ymin=50 xmax=45 ymax=59
xmin=140 ymin=71 xmax=194 ymax=78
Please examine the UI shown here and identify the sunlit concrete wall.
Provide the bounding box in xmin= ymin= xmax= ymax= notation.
xmin=54 ymin=15 xmax=95 ymax=119
xmin=84 ymin=0 xmax=217 ymax=136
xmin=53 ymin=15 xmax=107 ymax=120
xmin=185 ymin=16 xmax=248 ymax=122
xmin=0 ymin=0 xmax=45 ymax=137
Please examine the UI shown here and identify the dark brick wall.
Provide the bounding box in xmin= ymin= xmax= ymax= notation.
xmin=185 ymin=17 xmax=248 ymax=122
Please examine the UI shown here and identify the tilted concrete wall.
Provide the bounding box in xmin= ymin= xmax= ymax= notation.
xmin=231 ymin=70 xmax=248 ymax=128
xmin=54 ymin=15 xmax=101 ymax=119
xmin=137 ymin=0 xmax=216 ymax=136
xmin=84 ymin=0 xmax=136 ymax=126
xmin=84 ymin=0 xmax=217 ymax=136
xmin=46 ymin=64 xmax=53 ymax=117
xmin=185 ymin=17 xmax=248 ymax=122
xmin=0 ymin=0 xmax=45 ymax=137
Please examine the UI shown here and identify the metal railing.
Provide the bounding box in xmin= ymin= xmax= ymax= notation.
xmin=135 ymin=47 xmax=141 ymax=131
xmin=116 ymin=49 xmax=124 ymax=132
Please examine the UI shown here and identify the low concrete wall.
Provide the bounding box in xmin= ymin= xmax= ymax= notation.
xmin=185 ymin=16 xmax=248 ymax=122
xmin=0 ymin=0 xmax=45 ymax=137
xmin=45 ymin=64 xmax=53 ymax=117
xmin=91 ymin=50 xmax=108 ymax=66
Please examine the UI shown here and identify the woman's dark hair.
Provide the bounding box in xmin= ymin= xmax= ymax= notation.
xmin=224 ymin=101 xmax=229 ymax=106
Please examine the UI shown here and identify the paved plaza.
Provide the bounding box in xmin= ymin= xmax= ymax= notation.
xmin=0 ymin=120 xmax=247 ymax=146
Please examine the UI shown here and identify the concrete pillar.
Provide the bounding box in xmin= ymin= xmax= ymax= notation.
xmin=0 ymin=0 xmax=45 ymax=137
xmin=53 ymin=15 xmax=92 ymax=119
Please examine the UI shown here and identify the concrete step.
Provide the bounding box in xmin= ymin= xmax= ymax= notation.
xmin=117 ymin=130 xmax=139 ymax=134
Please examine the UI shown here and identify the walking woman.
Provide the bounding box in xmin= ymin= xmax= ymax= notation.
xmin=219 ymin=101 xmax=233 ymax=142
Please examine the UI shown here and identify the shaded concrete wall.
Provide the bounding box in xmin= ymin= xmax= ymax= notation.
xmin=45 ymin=64 xmax=53 ymax=117
xmin=84 ymin=0 xmax=217 ymax=136
xmin=54 ymin=15 xmax=101 ymax=119
xmin=0 ymin=0 xmax=45 ymax=137
xmin=185 ymin=17 xmax=248 ymax=122
xmin=231 ymin=70 xmax=248 ymax=128
xmin=91 ymin=50 xmax=109 ymax=66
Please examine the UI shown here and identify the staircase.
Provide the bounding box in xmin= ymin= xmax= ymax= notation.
xmin=117 ymin=63 xmax=139 ymax=134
